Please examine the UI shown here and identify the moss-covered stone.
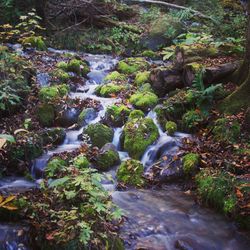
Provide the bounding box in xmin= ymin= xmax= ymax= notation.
xmin=134 ymin=71 xmax=150 ymax=86
xmin=78 ymin=108 xmax=97 ymax=126
xmin=39 ymin=84 xmax=69 ymax=102
xmin=123 ymin=118 xmax=159 ymax=159
xmin=181 ymin=110 xmax=204 ymax=132
xmin=37 ymin=104 xmax=55 ymax=127
xmin=51 ymin=69 xmax=70 ymax=82
xmin=165 ymin=121 xmax=177 ymax=135
xmin=117 ymin=159 xmax=144 ymax=186
xmin=142 ymin=50 xmax=157 ymax=59
xmin=95 ymin=144 xmax=120 ymax=171
xmin=22 ymin=36 xmax=46 ymax=50
xmin=117 ymin=58 xmax=149 ymax=75
xmin=128 ymin=110 xmax=145 ymax=120
xmin=56 ymin=61 xmax=68 ymax=71
xmin=182 ymin=153 xmax=199 ymax=175
xmin=95 ymin=83 xmax=125 ymax=97
xmin=139 ymin=83 xmax=153 ymax=93
xmin=104 ymin=104 xmax=131 ymax=127
xmin=67 ymin=59 xmax=82 ymax=75
xmin=104 ymin=71 xmax=126 ymax=82
xmin=212 ymin=118 xmax=241 ymax=143
xmin=46 ymin=157 xmax=67 ymax=178
xmin=129 ymin=91 xmax=158 ymax=111
xmin=40 ymin=127 xmax=66 ymax=146
xmin=83 ymin=123 xmax=114 ymax=148
xmin=73 ymin=155 xmax=90 ymax=169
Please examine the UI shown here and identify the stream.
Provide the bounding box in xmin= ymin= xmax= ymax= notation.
xmin=0 ymin=48 xmax=249 ymax=250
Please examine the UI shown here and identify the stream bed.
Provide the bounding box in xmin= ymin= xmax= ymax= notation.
xmin=0 ymin=47 xmax=249 ymax=250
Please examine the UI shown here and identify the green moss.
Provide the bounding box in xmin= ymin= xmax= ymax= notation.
xmin=83 ymin=123 xmax=114 ymax=148
xmin=142 ymin=50 xmax=157 ymax=59
xmin=56 ymin=61 xmax=68 ymax=71
xmin=129 ymin=91 xmax=158 ymax=111
xmin=139 ymin=83 xmax=153 ymax=93
xmin=105 ymin=104 xmax=131 ymax=126
xmin=212 ymin=118 xmax=241 ymax=143
xmin=182 ymin=153 xmax=199 ymax=175
xmin=117 ymin=159 xmax=144 ymax=186
xmin=22 ymin=36 xmax=46 ymax=50
xmin=67 ymin=59 xmax=81 ymax=75
xmin=128 ymin=110 xmax=145 ymax=120
xmin=134 ymin=71 xmax=150 ymax=86
xmin=39 ymin=84 xmax=69 ymax=102
xmin=37 ymin=104 xmax=55 ymax=127
xmin=123 ymin=118 xmax=159 ymax=159
xmin=165 ymin=121 xmax=177 ymax=135
xmin=181 ymin=110 xmax=204 ymax=132
xmin=95 ymin=83 xmax=125 ymax=97
xmin=104 ymin=71 xmax=126 ymax=82
xmin=117 ymin=58 xmax=149 ymax=75
xmin=52 ymin=69 xmax=70 ymax=82
xmin=73 ymin=155 xmax=90 ymax=169
xmin=46 ymin=157 xmax=67 ymax=178
xmin=96 ymin=149 xmax=120 ymax=171
xmin=56 ymin=59 xmax=89 ymax=76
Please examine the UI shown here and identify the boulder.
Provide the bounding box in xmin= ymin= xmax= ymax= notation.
xmin=37 ymin=104 xmax=55 ymax=127
xmin=78 ymin=108 xmax=97 ymax=126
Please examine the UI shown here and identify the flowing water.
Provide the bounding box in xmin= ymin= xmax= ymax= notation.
xmin=0 ymin=47 xmax=249 ymax=250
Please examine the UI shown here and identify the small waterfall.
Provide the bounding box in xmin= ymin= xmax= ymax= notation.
xmin=147 ymin=110 xmax=164 ymax=135
xmin=112 ymin=127 xmax=123 ymax=149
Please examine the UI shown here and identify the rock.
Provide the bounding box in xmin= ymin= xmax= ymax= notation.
xmin=73 ymin=155 xmax=90 ymax=169
xmin=56 ymin=107 xmax=81 ymax=127
xmin=37 ymin=73 xmax=51 ymax=86
xmin=95 ymin=143 xmax=120 ymax=171
xmin=78 ymin=108 xmax=97 ymax=126
xmin=128 ymin=110 xmax=145 ymax=120
xmin=212 ymin=117 xmax=241 ymax=143
xmin=40 ymin=127 xmax=66 ymax=146
xmin=117 ymin=159 xmax=144 ymax=186
xmin=37 ymin=104 xmax=55 ymax=127
xmin=38 ymin=84 xmax=69 ymax=102
xmin=104 ymin=104 xmax=131 ymax=127
xmin=104 ymin=71 xmax=126 ymax=82
xmin=182 ymin=153 xmax=200 ymax=176
xmin=51 ymin=69 xmax=70 ymax=83
xmin=129 ymin=91 xmax=158 ymax=111
xmin=165 ymin=121 xmax=177 ymax=136
xmin=95 ymin=83 xmax=125 ymax=97
xmin=117 ymin=57 xmax=150 ymax=75
xmin=82 ymin=123 xmax=114 ymax=148
xmin=134 ymin=71 xmax=150 ymax=86
xmin=123 ymin=118 xmax=159 ymax=159
xmin=149 ymin=66 xmax=183 ymax=97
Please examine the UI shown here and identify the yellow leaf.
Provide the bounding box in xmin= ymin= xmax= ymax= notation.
xmin=14 ymin=129 xmax=29 ymax=135
xmin=2 ymin=205 xmax=18 ymax=211
xmin=0 ymin=195 xmax=16 ymax=206
xmin=0 ymin=138 xmax=7 ymax=149
xmin=0 ymin=196 xmax=3 ymax=203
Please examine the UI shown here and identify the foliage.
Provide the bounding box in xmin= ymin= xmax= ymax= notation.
xmin=182 ymin=153 xmax=199 ymax=175
xmin=182 ymin=110 xmax=204 ymax=132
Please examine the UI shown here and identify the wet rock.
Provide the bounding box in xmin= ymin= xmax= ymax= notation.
xmin=37 ymin=104 xmax=55 ymax=127
xmin=40 ymin=127 xmax=66 ymax=146
xmin=87 ymin=70 xmax=107 ymax=84
xmin=95 ymin=83 xmax=126 ymax=97
xmin=56 ymin=108 xmax=81 ymax=127
xmin=149 ymin=67 xmax=183 ymax=97
xmin=95 ymin=143 xmax=120 ymax=171
xmin=36 ymin=73 xmax=50 ymax=86
xmin=78 ymin=108 xmax=97 ymax=126
xmin=82 ymin=123 xmax=114 ymax=148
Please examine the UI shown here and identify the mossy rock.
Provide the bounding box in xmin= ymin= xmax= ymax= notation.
xmin=129 ymin=91 xmax=158 ymax=111
xmin=182 ymin=153 xmax=199 ymax=176
xmin=134 ymin=71 xmax=150 ymax=86
xmin=104 ymin=71 xmax=126 ymax=82
xmin=165 ymin=121 xmax=177 ymax=136
xmin=117 ymin=57 xmax=149 ymax=75
xmin=73 ymin=155 xmax=90 ymax=169
xmin=22 ymin=36 xmax=46 ymax=50
xmin=104 ymin=104 xmax=131 ymax=127
xmin=181 ymin=110 xmax=204 ymax=132
xmin=123 ymin=118 xmax=159 ymax=159
xmin=212 ymin=118 xmax=241 ymax=143
xmin=38 ymin=84 xmax=69 ymax=102
xmin=40 ymin=127 xmax=66 ymax=146
xmin=117 ymin=159 xmax=144 ymax=186
xmin=46 ymin=157 xmax=67 ymax=178
xmin=83 ymin=123 xmax=114 ymax=148
xmin=128 ymin=110 xmax=145 ymax=120
xmin=95 ymin=143 xmax=120 ymax=171
xmin=56 ymin=61 xmax=68 ymax=71
xmin=139 ymin=83 xmax=153 ymax=93
xmin=37 ymin=104 xmax=55 ymax=127
xmin=51 ymin=69 xmax=70 ymax=82
xmin=142 ymin=50 xmax=157 ymax=59
xmin=78 ymin=108 xmax=97 ymax=126
xmin=95 ymin=83 xmax=125 ymax=97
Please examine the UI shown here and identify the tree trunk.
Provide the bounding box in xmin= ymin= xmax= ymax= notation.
xmin=220 ymin=2 xmax=250 ymax=113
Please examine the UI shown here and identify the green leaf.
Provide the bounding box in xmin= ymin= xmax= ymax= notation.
xmin=49 ymin=177 xmax=70 ymax=188
xmin=0 ymin=134 xmax=15 ymax=143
